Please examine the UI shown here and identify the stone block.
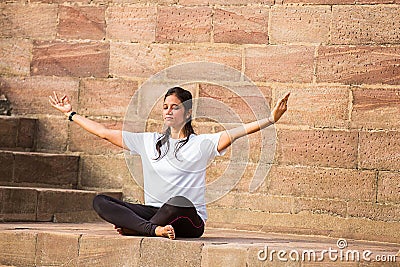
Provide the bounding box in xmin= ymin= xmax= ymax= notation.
xmin=245 ymin=45 xmax=315 ymax=83
xmin=13 ymin=152 xmax=79 ymax=188
xmin=69 ymin=118 xmax=123 ymax=154
xmin=78 ymin=235 xmax=141 ymax=266
xmin=331 ymin=5 xmax=400 ymax=45
xmin=180 ymin=0 xmax=273 ymax=4
xmin=293 ymin=197 xmax=347 ymax=217
xmin=0 ymin=76 xmax=79 ymax=115
xmin=269 ymin=5 xmax=331 ymax=44
xmin=213 ymin=6 xmax=269 ymax=44
xmin=36 ymin=232 xmax=79 ymax=266
xmin=35 ymin=116 xmax=69 ymax=152
xmin=359 ymin=131 xmax=400 ymax=171
xmin=0 ymin=152 xmax=13 ymax=183
xmin=78 ymin=78 xmax=138 ymax=117
xmin=139 ymin=238 xmax=203 ymax=267
xmin=58 ymin=5 xmax=106 ymax=40
xmin=17 ymin=118 xmax=36 ymax=149
xmin=0 ymin=3 xmax=57 ymax=38
xmin=0 ymin=117 xmax=18 ymax=149
xmin=0 ymin=187 xmax=37 ymax=221
xmin=201 ymin=244 xmax=247 ymax=267
xmin=316 ymin=45 xmax=400 ymax=85
xmin=0 ymin=38 xmax=32 ymax=76
xmin=36 ymin=189 xmax=99 ymax=222
xmin=156 ymin=6 xmax=212 ymax=43
xmin=264 ymin=165 xmax=376 ymax=202
xmin=106 ymin=5 xmax=157 ymax=42
xmin=0 ymin=232 xmax=37 ymax=267
xmin=31 ymin=40 xmax=109 ymax=78
xmin=351 ymin=87 xmax=400 ymax=130
xmin=275 ymin=84 xmax=350 ymax=127
xmin=109 ymin=42 xmax=169 ymax=78
xmin=347 ymin=201 xmax=400 ymax=221
xmin=276 ymin=129 xmax=358 ymax=169
xmin=377 ymin=171 xmax=400 ymax=204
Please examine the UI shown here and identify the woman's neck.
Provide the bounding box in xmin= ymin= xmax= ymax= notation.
xmin=170 ymin=127 xmax=185 ymax=139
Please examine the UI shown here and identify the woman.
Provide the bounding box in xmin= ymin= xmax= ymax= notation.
xmin=49 ymin=87 xmax=290 ymax=239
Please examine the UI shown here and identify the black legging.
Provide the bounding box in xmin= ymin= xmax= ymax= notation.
xmin=93 ymin=194 xmax=205 ymax=238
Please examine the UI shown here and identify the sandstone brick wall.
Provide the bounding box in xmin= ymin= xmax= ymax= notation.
xmin=1 ymin=0 xmax=399 ymax=240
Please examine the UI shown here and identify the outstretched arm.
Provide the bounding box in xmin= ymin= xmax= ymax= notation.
xmin=217 ymin=92 xmax=290 ymax=152
xmin=49 ymin=92 xmax=124 ymax=148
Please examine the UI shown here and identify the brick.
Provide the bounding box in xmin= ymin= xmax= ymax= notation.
xmin=0 ymin=76 xmax=79 ymax=115
xmin=213 ymin=6 xmax=269 ymax=44
xmin=270 ymin=6 xmax=331 ymax=44
xmin=0 ymin=3 xmax=57 ymax=38
xmin=13 ymin=152 xmax=79 ymax=188
xmin=0 ymin=232 xmax=37 ymax=267
xmin=316 ymin=45 xmax=400 ymax=85
xmin=31 ymin=40 xmax=109 ymax=78
xmin=79 ymin=155 xmax=132 ymax=190
xmin=0 ymin=187 xmax=38 ymax=221
xmin=106 ymin=5 xmax=157 ymax=42
xmin=35 ymin=116 xmax=69 ymax=152
xmin=0 ymin=38 xmax=32 ymax=76
xmin=202 ymin=244 xmax=247 ymax=267
xmin=58 ymin=5 xmax=106 ymax=40
xmin=79 ymin=235 xmax=141 ymax=266
xmin=167 ymin=45 xmax=243 ymax=81
xmin=110 ymin=42 xmax=169 ymax=78
xmin=351 ymin=87 xmax=400 ymax=130
xmin=331 ymin=6 xmax=400 ymax=45
xmin=264 ymin=165 xmax=376 ymax=201
xmin=0 ymin=152 xmax=13 ymax=183
xmin=274 ymin=84 xmax=350 ymax=128
xmin=245 ymin=45 xmax=315 ymax=83
xmin=37 ymin=189 xmax=99 ymax=222
xmin=69 ymin=118 xmax=123 ymax=154
xmin=36 ymin=233 xmax=79 ymax=266
xmin=276 ymin=129 xmax=358 ymax=169
xmin=359 ymin=131 xmax=400 ymax=171
xmin=293 ymin=197 xmax=347 ymax=217
xmin=156 ymin=6 xmax=212 ymax=43
xmin=348 ymin=201 xmax=400 ymax=221
xmin=378 ymin=171 xmax=400 ymax=204
xmin=79 ymin=78 xmax=138 ymax=117
xmin=139 ymin=238 xmax=203 ymax=267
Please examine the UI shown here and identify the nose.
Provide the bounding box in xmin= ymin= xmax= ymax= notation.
xmin=166 ymin=106 xmax=173 ymax=115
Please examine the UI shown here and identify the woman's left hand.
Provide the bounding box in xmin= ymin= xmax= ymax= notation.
xmin=270 ymin=92 xmax=290 ymax=123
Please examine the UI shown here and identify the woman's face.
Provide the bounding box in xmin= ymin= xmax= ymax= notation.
xmin=163 ymin=94 xmax=190 ymax=129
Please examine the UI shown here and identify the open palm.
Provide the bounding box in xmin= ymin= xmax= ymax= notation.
xmin=49 ymin=92 xmax=72 ymax=114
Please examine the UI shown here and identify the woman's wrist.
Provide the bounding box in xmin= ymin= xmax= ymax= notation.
xmin=65 ymin=111 xmax=77 ymax=121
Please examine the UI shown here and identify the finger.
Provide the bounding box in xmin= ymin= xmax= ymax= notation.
xmin=49 ymin=99 xmax=56 ymax=107
xmin=61 ymin=95 xmax=68 ymax=102
xmin=53 ymin=91 xmax=60 ymax=103
xmin=49 ymin=96 xmax=57 ymax=105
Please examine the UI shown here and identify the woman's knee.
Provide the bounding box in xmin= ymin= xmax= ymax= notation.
xmin=166 ymin=196 xmax=194 ymax=208
xmin=93 ymin=194 xmax=108 ymax=213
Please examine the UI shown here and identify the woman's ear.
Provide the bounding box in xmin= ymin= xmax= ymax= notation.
xmin=186 ymin=109 xmax=192 ymax=119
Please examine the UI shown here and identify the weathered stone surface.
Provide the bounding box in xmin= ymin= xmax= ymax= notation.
xmin=109 ymin=42 xmax=169 ymax=78
xmin=180 ymin=0 xmax=273 ymax=4
xmin=270 ymin=5 xmax=331 ymax=44
xmin=58 ymin=6 xmax=106 ymax=40
xmin=0 ymin=187 xmax=37 ymax=221
xmin=16 ymin=118 xmax=36 ymax=149
xmin=139 ymin=238 xmax=203 ymax=267
xmin=316 ymin=45 xmax=400 ymax=85
xmin=359 ymin=131 xmax=400 ymax=171
xmin=331 ymin=5 xmax=400 ymax=45
xmin=79 ymin=78 xmax=138 ymax=117
xmin=348 ymin=201 xmax=400 ymax=221
xmin=106 ymin=5 xmax=157 ymax=42
xmin=213 ymin=6 xmax=269 ymax=44
xmin=276 ymin=129 xmax=358 ymax=169
xmin=275 ymin=84 xmax=350 ymax=127
xmin=201 ymin=244 xmax=248 ymax=267
xmin=351 ymin=87 xmax=400 ymax=130
xmin=31 ymin=40 xmax=109 ymax=78
xmin=156 ymin=6 xmax=212 ymax=43
xmin=0 ymin=76 xmax=79 ymax=115
xmin=378 ymin=171 xmax=400 ymax=204
xmin=245 ymin=45 xmax=315 ymax=83
xmin=0 ymin=152 xmax=13 ymax=183
xmin=264 ymin=165 xmax=376 ymax=201
xmin=0 ymin=232 xmax=37 ymax=267
xmin=0 ymin=3 xmax=57 ymax=38
xmin=293 ymin=197 xmax=347 ymax=217
xmin=36 ymin=232 xmax=79 ymax=266
xmin=0 ymin=38 xmax=32 ymax=76
xmin=0 ymin=117 xmax=18 ymax=149
xmin=35 ymin=116 xmax=69 ymax=152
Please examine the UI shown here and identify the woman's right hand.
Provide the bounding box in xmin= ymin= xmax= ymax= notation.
xmin=49 ymin=91 xmax=72 ymax=115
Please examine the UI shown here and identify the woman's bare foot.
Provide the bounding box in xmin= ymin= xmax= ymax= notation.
xmin=155 ymin=225 xmax=175 ymax=240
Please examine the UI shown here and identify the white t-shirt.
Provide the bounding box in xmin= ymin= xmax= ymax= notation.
xmin=122 ymin=131 xmax=224 ymax=222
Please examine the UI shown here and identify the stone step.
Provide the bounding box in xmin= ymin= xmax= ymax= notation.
xmin=0 ymin=222 xmax=398 ymax=267
xmin=0 ymin=186 xmax=121 ymax=223
xmin=0 ymin=116 xmax=37 ymax=151
xmin=0 ymin=150 xmax=79 ymax=189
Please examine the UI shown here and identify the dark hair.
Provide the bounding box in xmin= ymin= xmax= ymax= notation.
xmin=154 ymin=87 xmax=195 ymax=160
